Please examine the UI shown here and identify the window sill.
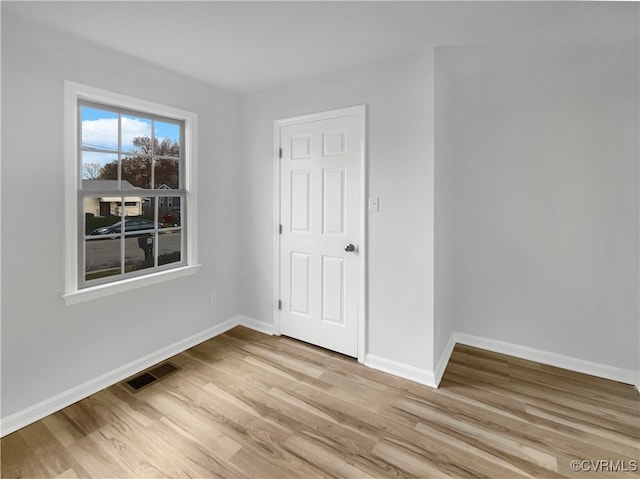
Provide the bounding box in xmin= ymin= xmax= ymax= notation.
xmin=63 ymin=264 xmax=200 ymax=305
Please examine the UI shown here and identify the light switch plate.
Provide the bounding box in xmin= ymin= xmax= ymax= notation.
xmin=369 ymin=196 xmax=379 ymax=212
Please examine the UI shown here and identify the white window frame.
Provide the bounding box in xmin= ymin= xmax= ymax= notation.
xmin=63 ymin=81 xmax=199 ymax=305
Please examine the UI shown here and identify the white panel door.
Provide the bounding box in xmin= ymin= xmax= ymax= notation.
xmin=279 ymin=108 xmax=363 ymax=357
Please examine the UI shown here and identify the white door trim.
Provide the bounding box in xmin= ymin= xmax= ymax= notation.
xmin=273 ymin=105 xmax=367 ymax=363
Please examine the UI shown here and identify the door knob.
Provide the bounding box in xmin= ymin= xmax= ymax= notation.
xmin=345 ymin=244 xmax=356 ymax=252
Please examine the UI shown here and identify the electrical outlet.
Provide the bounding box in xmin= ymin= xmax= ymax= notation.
xmin=209 ymin=291 xmax=217 ymax=304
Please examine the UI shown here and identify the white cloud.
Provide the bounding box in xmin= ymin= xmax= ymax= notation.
xmin=82 ymin=118 xmax=118 ymax=149
xmin=82 ymin=117 xmax=151 ymax=151
xmin=121 ymin=117 xmax=151 ymax=150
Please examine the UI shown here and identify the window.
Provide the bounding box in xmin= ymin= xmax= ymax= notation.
xmin=64 ymin=82 xmax=198 ymax=304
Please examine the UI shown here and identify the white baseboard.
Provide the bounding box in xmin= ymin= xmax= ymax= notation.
xmin=434 ymin=333 xmax=457 ymax=387
xmin=237 ymin=315 xmax=274 ymax=335
xmin=453 ymin=332 xmax=639 ymax=389
xmin=365 ymin=332 xmax=639 ymax=392
xmin=365 ymin=354 xmax=437 ymax=388
xmin=0 ymin=315 xmax=244 ymax=437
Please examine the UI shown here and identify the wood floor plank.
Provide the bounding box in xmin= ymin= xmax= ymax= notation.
xmin=140 ymin=389 xmax=246 ymax=458
xmin=2 ymin=326 xmax=638 ymax=478
xmin=146 ymin=417 xmax=249 ymax=479
xmin=283 ymin=434 xmax=378 ymax=479
xmin=1 ymin=431 xmax=50 ymax=479
xmin=41 ymin=412 xmax=87 ymax=449
xmin=444 ymin=369 xmax=640 ymax=443
xmin=54 ymin=467 xmax=81 ymax=479
xmin=416 ymin=377 xmax=639 ymax=467
xmin=65 ymin=433 xmax=135 ymax=478
xmin=17 ymin=421 xmax=74 ymax=477
xmin=397 ymin=396 xmax=556 ymax=467
xmin=90 ymin=424 xmax=174 ymax=478
xmin=371 ymin=438 xmax=458 ymax=479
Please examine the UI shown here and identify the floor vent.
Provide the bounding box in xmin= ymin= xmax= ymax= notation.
xmin=123 ymin=362 xmax=180 ymax=393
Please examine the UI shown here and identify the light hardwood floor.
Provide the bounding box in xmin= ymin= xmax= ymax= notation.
xmin=1 ymin=326 xmax=638 ymax=478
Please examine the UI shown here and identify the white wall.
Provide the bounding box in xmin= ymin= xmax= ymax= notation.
xmin=240 ymin=52 xmax=436 ymax=374
xmin=433 ymin=50 xmax=457 ymax=368
xmin=1 ymin=13 xmax=242 ymax=418
xmin=435 ymin=45 xmax=639 ymax=373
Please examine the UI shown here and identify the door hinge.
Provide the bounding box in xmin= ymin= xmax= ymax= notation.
xmin=278 ymin=299 xmax=282 ymax=310
xmin=279 ymin=224 xmax=283 ymax=234
xmin=278 ymin=147 xmax=283 ymax=159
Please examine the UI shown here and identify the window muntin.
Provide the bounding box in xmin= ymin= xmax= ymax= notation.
xmin=79 ymin=101 xmax=186 ymax=288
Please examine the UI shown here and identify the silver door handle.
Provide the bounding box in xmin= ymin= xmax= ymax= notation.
xmin=345 ymin=244 xmax=356 ymax=252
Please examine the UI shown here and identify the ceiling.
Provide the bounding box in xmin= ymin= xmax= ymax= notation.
xmin=3 ymin=1 xmax=638 ymax=93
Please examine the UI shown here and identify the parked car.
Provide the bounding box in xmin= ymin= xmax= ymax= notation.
xmin=161 ymin=210 xmax=181 ymax=227
xmin=90 ymin=218 xmax=157 ymax=237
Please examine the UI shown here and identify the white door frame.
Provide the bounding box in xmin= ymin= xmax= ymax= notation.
xmin=273 ymin=105 xmax=367 ymax=363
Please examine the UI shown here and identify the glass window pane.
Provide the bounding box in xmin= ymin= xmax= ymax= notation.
xmin=158 ymin=230 xmax=181 ymax=266
xmin=81 ymin=152 xmax=118 ymax=189
xmin=81 ymin=106 xmax=118 ymax=151
xmin=159 ymin=197 xmax=181 ymax=227
xmin=121 ymin=155 xmax=151 ymax=189
xmin=140 ymin=196 xmax=156 ymax=223
xmin=155 ymin=121 xmax=181 ymax=157
xmin=125 ymin=233 xmax=155 ymax=272
xmin=123 ymin=217 xmax=156 ymax=234
xmin=154 ymin=158 xmax=179 ymax=189
xmin=122 ymin=115 xmax=152 ymax=153
xmin=84 ymin=197 xmax=121 ymax=235
xmin=77 ymin=100 xmax=189 ymax=290
xmin=85 ymin=237 xmax=121 ymax=282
